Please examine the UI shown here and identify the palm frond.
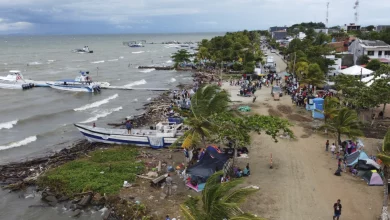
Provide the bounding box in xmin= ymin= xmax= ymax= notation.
xmin=180 ymin=204 xmax=198 ymax=220
xmin=230 ymin=213 xmax=267 ymax=220
xmin=223 ymin=187 xmax=259 ymax=204
xmin=378 ymin=153 xmax=390 ymax=166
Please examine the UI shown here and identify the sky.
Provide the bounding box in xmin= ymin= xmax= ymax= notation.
xmin=0 ymin=0 xmax=389 ymax=35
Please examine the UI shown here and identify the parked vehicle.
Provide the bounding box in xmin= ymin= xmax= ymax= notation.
xmin=271 ymin=86 xmax=283 ymax=100
xmin=269 ymin=66 xmax=277 ymax=73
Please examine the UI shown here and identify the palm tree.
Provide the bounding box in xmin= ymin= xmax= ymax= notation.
xmin=172 ymin=49 xmax=192 ymax=68
xmin=180 ymin=171 xmax=265 ymax=220
xmin=323 ymin=96 xmax=340 ymax=122
xmin=321 ymin=108 xmax=363 ymax=145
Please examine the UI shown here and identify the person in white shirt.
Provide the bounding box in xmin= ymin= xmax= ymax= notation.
xmin=330 ymin=143 xmax=336 ymax=159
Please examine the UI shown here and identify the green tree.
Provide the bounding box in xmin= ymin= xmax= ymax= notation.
xmin=321 ymin=108 xmax=363 ymax=145
xmin=357 ymin=55 xmax=370 ymax=65
xmin=301 ymin=63 xmax=325 ymax=87
xmin=323 ymin=96 xmax=341 ymax=122
xmin=172 ymin=49 xmax=192 ymax=68
xmin=365 ymin=25 xmax=376 ymax=31
xmin=366 ymin=59 xmax=383 ymax=71
xmin=295 ymin=61 xmax=309 ymax=80
xmin=180 ymin=171 xmax=265 ymax=220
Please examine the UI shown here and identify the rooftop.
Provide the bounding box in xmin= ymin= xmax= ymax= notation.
xmin=360 ymin=39 xmax=389 ymax=47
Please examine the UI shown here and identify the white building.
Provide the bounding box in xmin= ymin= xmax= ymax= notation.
xmin=349 ymin=39 xmax=390 ymax=64
xmin=325 ymin=55 xmax=342 ymax=77
xmin=297 ymin=32 xmax=306 ymax=40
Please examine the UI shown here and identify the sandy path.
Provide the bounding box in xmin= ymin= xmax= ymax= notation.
xmin=222 ymin=52 xmax=383 ymax=220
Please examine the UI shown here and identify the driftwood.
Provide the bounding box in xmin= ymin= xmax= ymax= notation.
xmin=73 ymin=191 xmax=93 ymax=197
xmin=136 ymin=175 xmax=154 ymax=180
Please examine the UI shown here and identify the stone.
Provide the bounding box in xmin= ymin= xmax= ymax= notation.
xmin=48 ymin=201 xmax=57 ymax=207
xmin=72 ymin=209 xmax=82 ymax=217
xmin=43 ymin=195 xmax=58 ymax=203
xmin=160 ymin=193 xmax=167 ymax=200
xmin=58 ymin=195 xmax=69 ymax=202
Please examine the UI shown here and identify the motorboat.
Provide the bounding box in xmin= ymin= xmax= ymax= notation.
xmin=0 ymin=70 xmax=34 ymax=90
xmin=0 ymin=70 xmax=110 ymax=88
xmin=123 ymin=40 xmax=146 ymax=48
xmin=48 ymin=82 xmax=101 ymax=93
xmin=72 ymin=46 xmax=93 ymax=54
xmin=0 ymin=82 xmax=34 ymax=90
xmin=74 ymin=122 xmax=183 ymax=148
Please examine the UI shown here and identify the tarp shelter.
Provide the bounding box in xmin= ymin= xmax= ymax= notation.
xmin=339 ymin=65 xmax=373 ymax=78
xmin=187 ymin=146 xmax=229 ymax=182
xmin=346 ymin=151 xmax=369 ymax=167
xmin=357 ymin=159 xmax=381 ymax=171
xmin=357 ymin=170 xmax=383 ymax=186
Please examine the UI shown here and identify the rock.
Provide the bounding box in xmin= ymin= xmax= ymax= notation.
xmin=48 ymin=201 xmax=57 ymax=207
xmin=71 ymin=198 xmax=81 ymax=204
xmin=78 ymin=194 xmax=92 ymax=207
xmin=160 ymin=193 xmax=167 ymax=200
xmin=58 ymin=195 xmax=69 ymax=202
xmin=72 ymin=209 xmax=82 ymax=217
xmin=147 ymin=171 xmax=158 ymax=178
xmin=43 ymin=195 xmax=58 ymax=203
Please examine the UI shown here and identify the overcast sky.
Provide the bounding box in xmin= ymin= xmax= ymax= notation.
xmin=0 ymin=0 xmax=389 ymax=35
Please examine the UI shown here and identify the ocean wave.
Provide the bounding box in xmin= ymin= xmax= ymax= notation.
xmin=169 ymin=78 xmax=176 ymax=83
xmin=133 ymin=98 xmax=138 ymax=102
xmin=28 ymin=61 xmax=42 ymax=65
xmin=124 ymin=79 xmax=147 ymax=87
xmin=0 ymin=120 xmax=18 ymax=130
xmin=16 ymin=109 xmax=73 ymax=126
xmin=119 ymin=56 xmax=124 ymax=59
xmin=107 ymin=59 xmax=118 ymax=62
xmin=132 ymin=51 xmax=144 ymax=54
xmin=80 ymin=106 xmax=123 ymax=123
xmin=91 ymin=60 xmax=105 ymax=64
xmin=74 ymin=94 xmax=119 ymax=111
xmin=166 ymin=60 xmax=173 ymax=63
xmin=47 ymin=60 xmax=56 ymax=64
xmin=147 ymin=97 xmax=151 ymax=101
xmin=0 ymin=136 xmax=37 ymax=151
xmin=139 ymin=69 xmax=155 ymax=73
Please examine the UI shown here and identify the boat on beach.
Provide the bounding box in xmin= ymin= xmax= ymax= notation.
xmin=74 ymin=122 xmax=183 ymax=148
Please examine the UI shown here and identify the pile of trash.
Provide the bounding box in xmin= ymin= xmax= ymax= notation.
xmin=238 ymin=106 xmax=251 ymax=112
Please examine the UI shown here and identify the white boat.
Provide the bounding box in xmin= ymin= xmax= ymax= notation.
xmin=123 ymin=40 xmax=146 ymax=48
xmin=0 ymin=70 xmax=34 ymax=90
xmin=49 ymin=82 xmax=101 ymax=93
xmin=0 ymin=82 xmax=34 ymax=90
xmin=72 ymin=46 xmax=93 ymax=54
xmin=74 ymin=122 xmax=183 ymax=148
xmin=0 ymin=70 xmax=110 ymax=88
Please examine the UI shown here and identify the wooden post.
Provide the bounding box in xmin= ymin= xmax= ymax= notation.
xmin=269 ymin=153 xmax=273 ymax=169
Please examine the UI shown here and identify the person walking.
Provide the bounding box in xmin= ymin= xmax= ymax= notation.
xmin=330 ymin=143 xmax=336 ymax=159
xmin=333 ymin=199 xmax=342 ymax=220
xmin=166 ymin=174 xmax=173 ymax=196
xmin=325 ymin=140 xmax=329 ymax=151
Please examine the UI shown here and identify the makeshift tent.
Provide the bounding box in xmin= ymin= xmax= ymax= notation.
xmin=339 ymin=65 xmax=374 ymax=77
xmin=357 ymin=159 xmax=381 ymax=171
xmin=346 ymin=151 xmax=369 ymax=167
xmin=357 ymin=170 xmax=383 ymax=186
xmin=187 ymin=146 xmax=229 ymax=182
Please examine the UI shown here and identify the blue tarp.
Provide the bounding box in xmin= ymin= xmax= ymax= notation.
xmin=346 ymin=151 xmax=369 ymax=167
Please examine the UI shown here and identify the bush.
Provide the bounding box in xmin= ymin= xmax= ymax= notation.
xmin=383 ymin=129 xmax=390 ymax=152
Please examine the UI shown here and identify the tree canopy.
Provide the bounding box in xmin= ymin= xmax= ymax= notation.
xmin=172 ymin=49 xmax=192 ymax=68
xmin=366 ymin=59 xmax=383 ymax=71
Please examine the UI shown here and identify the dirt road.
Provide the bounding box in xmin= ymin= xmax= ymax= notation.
xmin=223 ymin=52 xmax=383 ymax=220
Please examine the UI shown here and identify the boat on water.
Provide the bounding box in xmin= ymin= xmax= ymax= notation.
xmin=0 ymin=70 xmax=35 ymax=90
xmin=72 ymin=46 xmax=93 ymax=54
xmin=123 ymin=40 xmax=146 ymax=48
xmin=0 ymin=70 xmax=110 ymax=88
xmin=74 ymin=122 xmax=183 ymax=148
xmin=48 ymin=82 xmax=101 ymax=93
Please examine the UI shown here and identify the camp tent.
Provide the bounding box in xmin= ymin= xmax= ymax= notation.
xmin=357 ymin=159 xmax=381 ymax=171
xmin=339 ymin=65 xmax=374 ymax=77
xmin=346 ymin=151 xmax=369 ymax=167
xmin=357 ymin=170 xmax=383 ymax=186
xmin=187 ymin=146 xmax=229 ymax=182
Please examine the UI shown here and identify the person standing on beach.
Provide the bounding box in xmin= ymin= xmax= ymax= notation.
xmin=125 ymin=120 xmax=132 ymax=134
xmin=330 ymin=143 xmax=336 ymax=159
xmin=326 ymin=140 xmax=329 ymax=151
xmin=333 ymin=199 xmax=342 ymax=220
xmin=166 ymin=174 xmax=173 ymax=196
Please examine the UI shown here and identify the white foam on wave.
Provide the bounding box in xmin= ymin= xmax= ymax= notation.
xmin=91 ymin=60 xmax=105 ymax=64
xmin=133 ymin=98 xmax=138 ymax=102
xmin=108 ymin=59 xmax=118 ymax=62
xmin=4 ymin=63 xmax=7 ymax=65
xmin=147 ymin=97 xmax=151 ymax=101
xmin=0 ymin=120 xmax=17 ymax=130
xmin=132 ymin=51 xmax=144 ymax=54
xmin=28 ymin=61 xmax=42 ymax=65
xmin=80 ymin=107 xmax=123 ymax=124
xmin=74 ymin=94 xmax=119 ymax=111
xmin=0 ymin=136 xmax=37 ymax=151
xmin=166 ymin=60 xmax=173 ymax=63
xmin=124 ymin=79 xmax=147 ymax=87
xmin=139 ymin=69 xmax=155 ymax=73
xmin=169 ymin=78 xmax=176 ymax=83
xmin=119 ymin=56 xmax=124 ymax=59
xmin=47 ymin=60 xmax=56 ymax=63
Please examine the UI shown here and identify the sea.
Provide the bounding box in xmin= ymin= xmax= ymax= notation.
xmin=0 ymin=33 xmax=220 ymax=220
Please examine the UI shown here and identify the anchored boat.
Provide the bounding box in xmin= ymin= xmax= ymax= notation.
xmin=123 ymin=40 xmax=146 ymax=48
xmin=0 ymin=70 xmax=35 ymax=90
xmin=48 ymin=82 xmax=101 ymax=93
xmin=74 ymin=122 xmax=183 ymax=148
xmin=72 ymin=46 xmax=93 ymax=53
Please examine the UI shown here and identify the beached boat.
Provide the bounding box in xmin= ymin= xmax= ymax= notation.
xmin=74 ymin=122 xmax=183 ymax=148
xmin=48 ymin=82 xmax=101 ymax=93
xmin=72 ymin=46 xmax=93 ymax=54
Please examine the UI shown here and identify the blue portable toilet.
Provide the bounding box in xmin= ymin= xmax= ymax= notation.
xmin=312 ymin=98 xmax=325 ymax=119
xmin=306 ymin=96 xmax=316 ymax=111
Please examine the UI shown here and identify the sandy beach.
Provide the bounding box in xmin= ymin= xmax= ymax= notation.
xmin=222 ymin=52 xmax=383 ymax=220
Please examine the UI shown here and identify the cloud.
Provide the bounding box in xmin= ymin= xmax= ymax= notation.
xmin=0 ymin=0 xmax=389 ymax=34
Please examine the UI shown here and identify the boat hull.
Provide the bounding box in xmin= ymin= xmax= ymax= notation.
xmin=74 ymin=124 xmax=178 ymax=149
xmin=49 ymin=84 xmax=94 ymax=92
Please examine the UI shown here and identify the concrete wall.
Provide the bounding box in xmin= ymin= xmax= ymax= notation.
xmin=348 ymin=40 xmax=364 ymax=64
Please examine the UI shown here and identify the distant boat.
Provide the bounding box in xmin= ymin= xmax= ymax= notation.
xmin=74 ymin=122 xmax=183 ymax=149
xmin=123 ymin=40 xmax=146 ymax=48
xmin=72 ymin=46 xmax=93 ymax=53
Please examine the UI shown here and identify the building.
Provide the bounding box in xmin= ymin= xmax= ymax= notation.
xmin=272 ymin=30 xmax=288 ymax=40
xmin=328 ymin=41 xmax=348 ymax=53
xmin=349 ymin=39 xmax=390 ymax=64
xmin=297 ymin=32 xmax=306 ymax=40
xmin=376 ymin=25 xmax=390 ymax=32
xmin=269 ymin=26 xmax=287 ymax=33
xmin=341 ymin=23 xmax=361 ymax=31
xmin=325 ymin=55 xmax=342 ymax=77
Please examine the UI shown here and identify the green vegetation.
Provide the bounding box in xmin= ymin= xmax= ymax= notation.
xmin=287 ymin=22 xmax=326 ymax=36
xmin=172 ymin=49 xmax=192 ymax=68
xmin=197 ymin=30 xmax=263 ymax=73
xmin=366 ymin=59 xmax=383 ymax=71
xmin=180 ymin=171 xmax=264 ymax=220
xmin=352 ymin=29 xmax=390 ymax=45
xmin=179 ymin=84 xmax=293 ymax=149
xmin=38 ymin=147 xmax=143 ymax=196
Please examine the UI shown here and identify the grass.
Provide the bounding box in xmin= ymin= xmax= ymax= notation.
xmin=37 ymin=147 xmax=143 ymax=196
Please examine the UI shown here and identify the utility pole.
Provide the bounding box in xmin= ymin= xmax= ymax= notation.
xmin=354 ymin=0 xmax=359 ymax=24
xmin=326 ymin=2 xmax=330 ymax=28
xmin=292 ymin=52 xmax=297 ymax=77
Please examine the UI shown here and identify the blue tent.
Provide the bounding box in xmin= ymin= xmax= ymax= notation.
xmin=346 ymin=151 xmax=369 ymax=167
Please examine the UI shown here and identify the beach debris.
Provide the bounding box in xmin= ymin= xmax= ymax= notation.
xmin=238 ymin=106 xmax=251 ymax=112
xmin=147 ymin=171 xmax=158 ymax=178
xmin=123 ymin=181 xmax=131 ymax=188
